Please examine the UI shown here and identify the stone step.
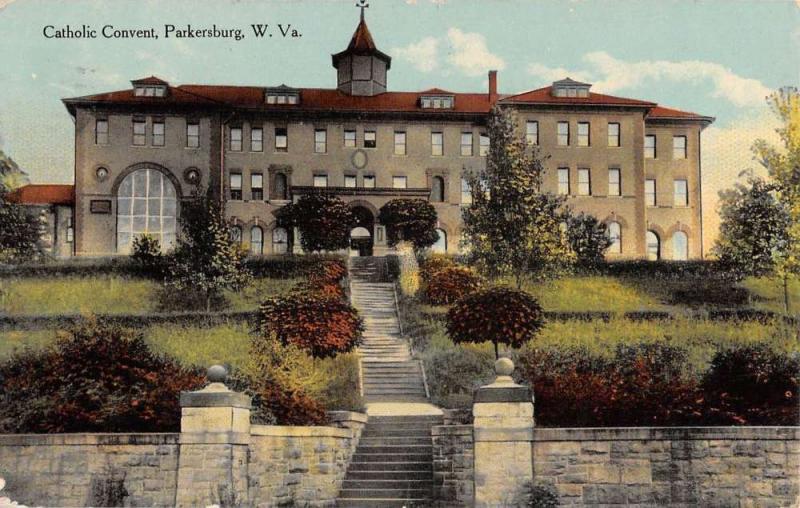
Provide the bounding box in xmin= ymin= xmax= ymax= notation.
xmin=362 ymin=381 xmax=425 ymax=387
xmin=344 ymin=470 xmax=433 ymax=481
xmin=361 ymin=426 xmax=434 ymax=436
xmin=359 ymin=437 xmax=431 ymax=446
xmin=363 ymin=390 xmax=428 ymax=397
xmin=347 ymin=461 xmax=433 ymax=472
xmin=356 ymin=444 xmax=432 ymax=453
xmin=342 ymin=479 xmax=434 ymax=490
xmin=364 ymin=396 xmax=430 ymax=403
xmin=336 ymin=497 xmax=430 ymax=507
xmin=351 ymin=453 xmax=432 ymax=463
xmin=369 ymin=415 xmax=443 ymax=424
xmin=337 ymin=488 xmax=432 ymax=500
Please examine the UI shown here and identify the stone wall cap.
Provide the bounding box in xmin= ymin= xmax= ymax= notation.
xmin=327 ymin=411 xmax=369 ymax=424
xmin=250 ymin=424 xmax=352 ymax=439
xmin=180 ymin=390 xmax=251 ymax=409
xmin=474 ymin=385 xmax=532 ymax=403
xmin=533 ymin=426 xmax=800 ymax=442
xmin=0 ymin=433 xmax=180 ymax=446
xmin=431 ymin=424 xmax=474 ymax=436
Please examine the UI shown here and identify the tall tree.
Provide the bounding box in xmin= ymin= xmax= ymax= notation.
xmin=461 ymin=106 xmax=574 ymax=288
xmin=377 ymin=198 xmax=438 ymax=251
xmin=0 ymin=182 xmax=42 ymax=264
xmin=563 ymin=210 xmax=612 ymax=268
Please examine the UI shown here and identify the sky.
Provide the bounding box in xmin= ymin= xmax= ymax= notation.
xmin=0 ymin=0 xmax=798 ymax=249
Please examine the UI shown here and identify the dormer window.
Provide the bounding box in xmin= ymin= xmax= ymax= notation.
xmin=421 ymin=95 xmax=454 ymax=109
xmin=552 ymin=78 xmax=591 ymax=98
xmin=134 ymin=85 xmax=167 ymax=97
xmin=265 ymin=85 xmax=300 ymax=105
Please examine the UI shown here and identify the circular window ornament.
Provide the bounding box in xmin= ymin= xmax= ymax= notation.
xmin=184 ymin=167 xmax=201 ymax=185
xmin=351 ymin=149 xmax=368 ymax=170
xmin=95 ymin=167 xmax=109 ymax=182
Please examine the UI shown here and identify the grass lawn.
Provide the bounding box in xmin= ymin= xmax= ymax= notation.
xmin=522 ymin=276 xmax=665 ymax=312
xmin=742 ymin=276 xmax=800 ymax=315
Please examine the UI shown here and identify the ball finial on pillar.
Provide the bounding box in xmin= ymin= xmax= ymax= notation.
xmin=207 ymin=364 xmax=228 ymax=383
xmin=495 ymin=357 xmax=514 ymax=376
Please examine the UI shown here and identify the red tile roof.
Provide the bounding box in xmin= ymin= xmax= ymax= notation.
xmin=500 ymin=86 xmax=656 ymax=107
xmin=7 ymin=184 xmax=74 ymax=205
xmin=647 ymin=105 xmax=714 ymax=122
xmin=347 ymin=16 xmax=377 ymax=52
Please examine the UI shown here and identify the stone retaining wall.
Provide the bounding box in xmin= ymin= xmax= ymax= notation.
xmin=432 ymin=424 xmax=475 ymax=506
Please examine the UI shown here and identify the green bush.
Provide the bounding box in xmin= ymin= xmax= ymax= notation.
xmin=419 ymin=254 xmax=457 ymax=283
xmin=131 ymin=234 xmax=164 ymax=273
xmin=378 ymin=199 xmax=439 ymax=250
xmin=423 ymin=343 xmax=494 ymax=408
xmin=424 ymin=266 xmax=482 ymax=305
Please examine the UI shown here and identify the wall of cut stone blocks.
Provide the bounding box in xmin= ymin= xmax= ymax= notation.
xmin=432 ymin=424 xmax=475 ymax=506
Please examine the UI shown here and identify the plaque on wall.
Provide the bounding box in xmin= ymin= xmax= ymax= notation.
xmin=90 ymin=200 xmax=112 ymax=214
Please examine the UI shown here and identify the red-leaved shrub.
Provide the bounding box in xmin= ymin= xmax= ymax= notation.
xmin=425 ymin=266 xmax=483 ymax=305
xmin=308 ymin=259 xmax=348 ymax=285
xmin=419 ymin=255 xmax=457 ymax=283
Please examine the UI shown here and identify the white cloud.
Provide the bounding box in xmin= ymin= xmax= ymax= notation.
xmin=526 ymin=63 xmax=591 ymax=86
xmin=393 ymin=36 xmax=439 ymax=72
xmin=0 ymin=0 xmax=18 ymax=10
xmin=445 ymin=28 xmax=505 ymax=77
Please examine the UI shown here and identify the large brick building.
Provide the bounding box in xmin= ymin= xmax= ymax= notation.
xmin=51 ymin=12 xmax=713 ymax=259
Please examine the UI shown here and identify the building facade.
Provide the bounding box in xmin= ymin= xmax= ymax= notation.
xmin=59 ymin=13 xmax=712 ymax=259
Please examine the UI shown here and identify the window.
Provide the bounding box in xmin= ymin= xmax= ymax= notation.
xmin=251 ymin=173 xmax=263 ymax=200
xmin=230 ymin=173 xmax=242 ymax=200
xmin=273 ymin=173 xmax=288 ymax=200
xmin=674 ymin=179 xmax=688 ymax=207
xmin=272 ymin=227 xmax=288 ymax=254
xmin=275 ymin=127 xmax=288 ymax=152
xmin=608 ymin=123 xmax=620 ymax=147
xmin=230 ymin=127 xmax=242 ymax=151
xmin=132 ymin=120 xmax=146 ymax=146
xmin=479 ymin=133 xmax=489 ymax=156
xmin=134 ymin=85 xmax=166 ymax=97
xmin=421 ymin=95 xmax=454 ymax=109
xmin=432 ymin=228 xmax=447 ymax=253
xmin=95 ymin=119 xmax=108 ymax=145
xmin=645 ymin=135 xmax=656 ymax=159
xmin=116 ymin=168 xmax=177 ymax=254
xmin=557 ymin=168 xmax=570 ymax=195
xmin=608 ymin=222 xmax=621 ymax=254
xmin=364 ymin=130 xmax=376 ymax=148
xmin=645 ymin=179 xmax=656 ymax=207
xmin=250 ymin=226 xmax=263 ymax=255
xmin=460 ymin=133 xmax=473 ymax=156
xmin=646 ymin=231 xmax=660 ymax=261
xmin=251 ymin=127 xmax=263 ymax=152
xmin=66 ymin=217 xmax=74 ymax=243
xmin=577 ymin=168 xmax=591 ymax=196
xmin=672 ymin=231 xmax=688 ymax=261
xmin=557 ymin=122 xmax=570 ymax=146
xmin=363 ymin=175 xmax=376 ymax=188
xmin=673 ymin=136 xmax=687 ymax=159
xmin=186 ymin=122 xmax=199 ymax=148
xmin=315 ymin=129 xmax=327 ymax=153
xmin=152 ymin=120 xmax=165 ymax=146
xmin=461 ymin=177 xmax=472 ymax=205
xmin=431 ymin=132 xmax=443 ymax=156
xmin=344 ymin=129 xmax=356 ymax=148
xmin=526 ymin=121 xmax=538 ymax=145
xmin=431 ymin=176 xmax=445 ymax=202
xmin=230 ymin=225 xmax=242 ymax=245
xmin=394 ymin=131 xmax=406 ymax=155
xmin=608 ymin=168 xmax=621 ymax=196
xmin=392 ymin=176 xmax=407 ymax=189
xmin=266 ymin=92 xmax=299 ymax=104
xmin=313 ymin=174 xmax=328 ymax=188
xmin=577 ymin=122 xmax=590 ymax=147
xmin=344 ymin=175 xmax=357 ymax=188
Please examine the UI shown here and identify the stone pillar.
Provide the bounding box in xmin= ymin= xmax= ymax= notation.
xmin=175 ymin=365 xmax=251 ymax=508
xmin=473 ymin=357 xmax=534 ymax=507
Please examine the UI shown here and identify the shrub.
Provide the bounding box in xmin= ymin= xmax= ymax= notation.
xmin=292 ymin=280 xmax=346 ymax=301
xmin=564 ymin=211 xmax=612 ymax=267
xmin=0 ymin=318 xmax=204 ymax=433
xmin=258 ymin=293 xmax=364 ymax=358
xmin=307 ymin=259 xmax=348 ymax=285
xmin=276 ymin=194 xmax=353 ymax=252
xmin=424 ymin=266 xmax=482 ymax=305
xmin=423 ymin=344 xmax=495 ymax=409
xmin=447 ymin=287 xmax=545 ymax=357
xmin=419 ymin=254 xmax=457 ymax=283
xmin=378 ymin=199 xmax=439 ymax=250
xmin=131 ymin=235 xmax=163 ymax=268
xmin=521 ymin=482 xmax=559 ymax=508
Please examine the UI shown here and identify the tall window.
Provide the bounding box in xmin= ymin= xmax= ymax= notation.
xmin=132 ymin=120 xmax=146 ymax=146
xmin=392 ymin=176 xmax=407 ymax=189
xmin=608 ymin=168 xmax=621 ymax=196
xmin=577 ymin=168 xmax=591 ymax=196
xmin=96 ymin=119 xmax=108 ymax=145
xmin=315 ymin=129 xmax=327 ymax=153
xmin=431 ymin=132 xmax=443 ymax=156
xmin=608 ymin=222 xmax=621 ymax=254
xmin=557 ymin=168 xmax=570 ymax=195
xmin=250 ymin=226 xmax=263 ymax=255
xmin=431 ymin=176 xmax=445 ymax=202
xmin=364 ymin=130 xmax=376 ymax=148
xmin=608 ymin=122 xmax=620 ymax=147
xmin=461 ymin=132 xmax=473 ymax=156
xmin=461 ymin=177 xmax=472 ymax=205
xmin=674 ymin=179 xmax=688 ymax=206
xmin=230 ymin=127 xmax=242 ymax=151
xmin=526 ymin=121 xmax=538 ymax=145
xmin=186 ymin=122 xmax=199 ymax=148
xmin=645 ymin=179 xmax=656 ymax=207
xmin=344 ymin=175 xmax=357 ymax=188
xmin=116 ymin=168 xmax=177 ymax=254
xmin=273 ymin=173 xmax=288 ymax=200
xmin=66 ymin=217 xmax=74 ymax=243
xmin=152 ymin=120 xmax=165 ymax=146
xmin=251 ymin=127 xmax=263 ymax=152
xmin=577 ymin=122 xmax=590 ymax=147
xmin=230 ymin=173 xmax=242 ymax=200
xmin=432 ymin=228 xmax=447 ymax=254
xmin=646 ymin=230 xmax=660 ymax=260
xmin=479 ymin=133 xmax=489 ymax=156
xmin=672 ymin=231 xmax=688 ymax=261
xmin=230 ymin=225 xmax=242 ymax=245
xmin=344 ymin=129 xmax=356 ymax=147
xmin=557 ymin=122 xmax=570 ymax=146
xmin=645 ymin=135 xmax=656 ymax=159
xmin=275 ymin=127 xmax=288 ymax=152
xmin=363 ymin=175 xmax=376 ymax=188
xmin=272 ymin=227 xmax=288 ymax=254
xmin=251 ymin=173 xmax=263 ymax=200
xmin=394 ymin=131 xmax=406 ymax=155
xmin=313 ymin=174 xmax=328 ymax=187
xmin=673 ymin=136 xmax=687 ymax=159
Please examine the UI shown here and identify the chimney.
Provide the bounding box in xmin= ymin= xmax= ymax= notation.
xmin=488 ymin=70 xmax=498 ymax=104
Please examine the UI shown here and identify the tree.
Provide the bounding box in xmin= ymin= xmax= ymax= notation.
xmin=563 ymin=211 xmax=612 ymax=267
xmin=377 ymin=199 xmax=439 ymax=251
xmin=0 ymin=182 xmax=42 ymax=264
xmin=166 ymin=192 xmax=251 ymax=311
xmin=276 ymin=193 xmax=353 ymax=252
xmin=461 ymin=106 xmax=574 ymax=288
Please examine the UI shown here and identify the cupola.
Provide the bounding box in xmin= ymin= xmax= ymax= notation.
xmin=331 ymin=8 xmax=391 ymax=97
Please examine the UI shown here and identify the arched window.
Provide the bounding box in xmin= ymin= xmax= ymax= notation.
xmin=250 ymin=226 xmax=263 ymax=255
xmin=272 ymin=227 xmax=288 ymax=254
xmin=431 ymin=176 xmax=445 ymax=202
xmin=646 ymin=230 xmax=660 ymax=261
xmin=607 ymin=222 xmax=621 ymax=254
xmin=432 ymin=228 xmax=447 ymax=253
xmin=273 ymin=173 xmax=288 ymax=200
xmin=230 ymin=225 xmax=242 ymax=245
xmin=116 ymin=167 xmax=177 ymax=254
xmin=672 ymin=231 xmax=688 ymax=261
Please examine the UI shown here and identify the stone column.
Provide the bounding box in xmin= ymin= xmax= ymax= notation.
xmin=175 ymin=365 xmax=251 ymax=508
xmin=473 ymin=357 xmax=534 ymax=507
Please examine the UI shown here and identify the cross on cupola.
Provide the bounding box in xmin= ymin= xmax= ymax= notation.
xmin=332 ymin=0 xmax=391 ymax=96
xmin=356 ymin=0 xmax=368 ymax=20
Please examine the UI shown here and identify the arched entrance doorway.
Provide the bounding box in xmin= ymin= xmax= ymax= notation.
xmin=350 ymin=205 xmax=374 ymax=256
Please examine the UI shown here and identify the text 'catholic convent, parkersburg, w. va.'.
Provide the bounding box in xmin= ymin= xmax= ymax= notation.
xmin=11 ymin=10 xmax=713 ymax=260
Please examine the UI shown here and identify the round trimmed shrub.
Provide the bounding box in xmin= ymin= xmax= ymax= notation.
xmin=292 ymin=280 xmax=346 ymax=301
xmin=425 ymin=266 xmax=482 ymax=305
xmin=258 ymin=293 xmax=364 ymax=358
xmin=307 ymin=259 xmax=347 ymax=285
xmin=446 ymin=286 xmax=545 ymax=355
xmin=378 ymin=199 xmax=439 ymax=250
xmin=419 ymin=254 xmax=457 ymax=282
